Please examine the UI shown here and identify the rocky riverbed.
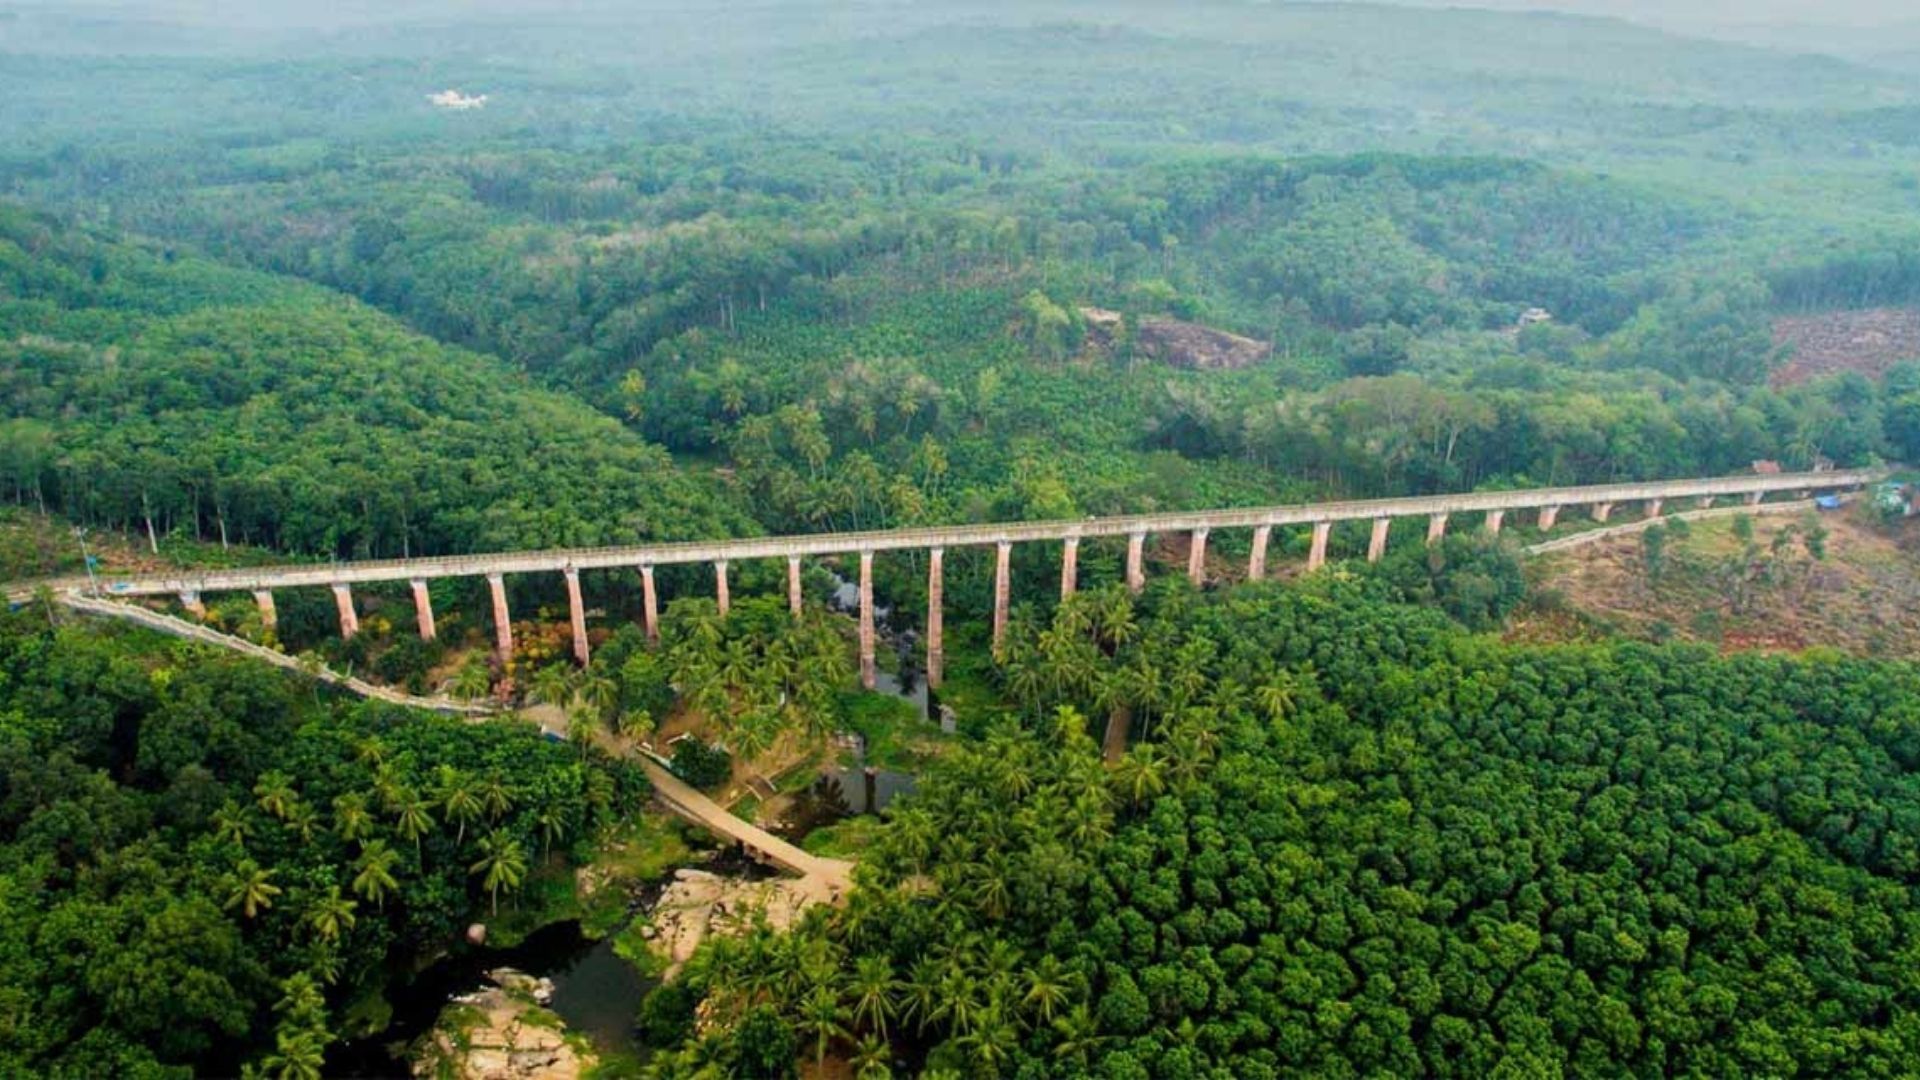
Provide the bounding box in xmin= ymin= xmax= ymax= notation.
xmin=639 ymin=867 xmax=824 ymax=977
xmin=412 ymin=968 xmax=595 ymax=1080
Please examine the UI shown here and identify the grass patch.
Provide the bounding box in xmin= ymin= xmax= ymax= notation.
xmin=801 ymin=815 xmax=886 ymax=858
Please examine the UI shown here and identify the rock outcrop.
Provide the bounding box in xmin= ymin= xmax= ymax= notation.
xmin=641 ymin=867 xmax=823 ymax=978
xmin=413 ymin=968 xmax=592 ymax=1080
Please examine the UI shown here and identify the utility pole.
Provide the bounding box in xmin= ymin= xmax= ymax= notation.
xmin=72 ymin=526 xmax=99 ymax=597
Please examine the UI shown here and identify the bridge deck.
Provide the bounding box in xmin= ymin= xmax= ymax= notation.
xmin=17 ymin=468 xmax=1880 ymax=599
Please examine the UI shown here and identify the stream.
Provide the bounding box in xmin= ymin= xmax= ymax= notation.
xmin=327 ymin=571 xmax=928 ymax=1076
xmin=326 ymin=919 xmax=657 ymax=1077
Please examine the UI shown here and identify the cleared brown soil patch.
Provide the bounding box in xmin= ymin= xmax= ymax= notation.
xmin=1081 ymin=307 xmax=1271 ymax=370
xmin=1520 ymin=506 xmax=1920 ymax=659
xmin=1771 ymin=307 xmax=1920 ymax=385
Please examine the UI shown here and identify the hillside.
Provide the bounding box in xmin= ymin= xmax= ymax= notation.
xmin=1772 ymin=307 xmax=1920 ymax=384
xmin=0 ymin=205 xmax=754 ymax=560
xmin=1522 ymin=505 xmax=1920 ymax=657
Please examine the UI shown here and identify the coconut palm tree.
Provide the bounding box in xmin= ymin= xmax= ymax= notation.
xmin=253 ymin=770 xmax=298 ymax=821
xmin=846 ymin=954 xmax=899 ymax=1038
xmin=1050 ymin=1003 xmax=1107 ymax=1067
xmin=391 ymin=789 xmax=434 ymax=855
xmin=352 ymin=840 xmax=400 ymax=911
xmin=283 ymin=800 xmax=320 ymax=844
xmin=534 ymin=806 xmax=570 ymax=858
xmin=304 ymin=885 xmax=359 ymax=943
xmin=1021 ymin=955 xmax=1077 ymax=1025
xmin=212 ymin=800 xmax=253 ymax=847
xmin=527 ymin=663 xmax=574 ymax=709
xmin=576 ymin=670 xmax=618 ymax=722
xmin=1257 ymin=671 xmax=1299 ymax=724
xmin=259 ymin=1026 xmax=327 ymax=1080
xmin=331 ymin=792 xmax=374 ymax=842
xmin=478 ymin=774 xmax=515 ymax=821
xmin=849 ymin=1033 xmax=893 ymax=1079
xmin=1112 ymin=742 xmax=1168 ymax=808
xmin=434 ymin=766 xmax=482 ymax=846
xmin=449 ymin=657 xmax=492 ymax=700
xmin=353 ymin=735 xmax=386 ymax=769
xmin=470 ymin=830 xmax=528 ymax=915
xmin=797 ymin=984 xmax=847 ymax=1067
xmin=224 ymin=859 xmax=283 ymax=920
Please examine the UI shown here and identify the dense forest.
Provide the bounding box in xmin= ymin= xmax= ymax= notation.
xmin=0 ymin=610 xmax=649 ymax=1077
xmin=4 ymin=1 xmax=1920 ymax=1076
xmin=647 ymin=571 xmax=1920 ymax=1077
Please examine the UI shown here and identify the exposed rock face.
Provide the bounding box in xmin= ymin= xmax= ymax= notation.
xmin=643 ymin=867 xmax=822 ymax=978
xmin=414 ymin=968 xmax=591 ymax=1080
xmin=1080 ymin=306 xmax=1270 ymax=370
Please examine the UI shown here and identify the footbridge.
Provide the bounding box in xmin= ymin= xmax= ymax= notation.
xmin=25 ymin=468 xmax=1883 ymax=691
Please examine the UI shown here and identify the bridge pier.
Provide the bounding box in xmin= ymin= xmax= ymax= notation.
xmin=1485 ymin=510 xmax=1505 ymax=535
xmin=715 ymin=561 xmax=730 ymax=617
xmin=564 ymin=567 xmax=589 ymax=665
xmin=487 ymin=573 xmax=513 ymax=662
xmin=1427 ymin=513 xmax=1449 ymax=546
xmin=1188 ymin=528 xmax=1209 ymax=585
xmin=179 ymin=590 xmax=207 ymax=621
xmin=926 ymin=547 xmax=944 ymax=689
xmin=1060 ymin=537 xmax=1079 ymax=600
xmin=858 ymin=550 xmax=876 ymax=690
xmin=1646 ymin=498 xmax=1663 ymax=518
xmin=1538 ymin=505 xmax=1560 ymax=530
xmin=641 ymin=565 xmax=659 ymax=644
xmin=332 ymin=584 xmax=359 ymax=640
xmin=1126 ymin=532 xmax=1147 ymax=594
xmin=787 ymin=556 xmax=803 ymax=619
xmin=992 ymin=541 xmax=1012 ymax=658
xmin=1745 ymin=491 xmax=1764 ymax=506
xmin=1249 ymin=525 xmax=1271 ymax=581
xmin=253 ymin=590 xmax=277 ymax=634
xmin=1307 ymin=521 xmax=1331 ymax=571
xmin=410 ymin=579 xmax=435 ymax=640
xmin=1369 ymin=517 xmax=1390 ymax=562
xmin=1697 ymin=495 xmax=1715 ymax=510
xmin=1592 ymin=502 xmax=1613 ymax=523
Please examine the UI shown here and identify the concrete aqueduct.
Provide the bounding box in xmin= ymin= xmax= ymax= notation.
xmin=66 ymin=468 xmax=1883 ymax=691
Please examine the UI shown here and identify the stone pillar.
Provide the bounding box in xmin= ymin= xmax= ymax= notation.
xmin=253 ymin=590 xmax=277 ymax=634
xmin=1646 ymin=498 xmax=1663 ymax=518
xmin=1307 ymin=521 xmax=1332 ymax=572
xmin=1485 ymin=510 xmax=1505 ymax=535
xmin=1248 ymin=525 xmax=1272 ymax=581
xmin=179 ymin=590 xmax=207 ymax=620
xmin=1427 ymin=513 xmax=1449 ymax=546
xmin=992 ymin=541 xmax=1012 ymax=658
xmin=487 ymin=573 xmax=513 ymax=662
xmin=332 ymin=583 xmax=359 ymax=640
xmin=787 ymin=556 xmax=803 ymax=619
xmin=1060 ymin=537 xmax=1080 ymax=601
xmin=858 ymin=550 xmax=877 ymax=690
xmin=926 ymin=547 xmax=944 ymax=690
xmin=410 ymin=579 xmax=435 ymax=641
xmin=640 ymin=565 xmax=659 ymax=644
xmin=1188 ymin=528 xmax=1209 ymax=586
xmin=564 ymin=567 xmax=589 ymax=665
xmin=1126 ymin=532 xmax=1147 ymax=594
xmin=714 ymin=561 xmax=731 ymax=617
xmin=1538 ymin=505 xmax=1560 ymax=530
xmin=1368 ymin=517 xmax=1390 ymax=563
xmin=1593 ymin=502 xmax=1613 ymax=523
